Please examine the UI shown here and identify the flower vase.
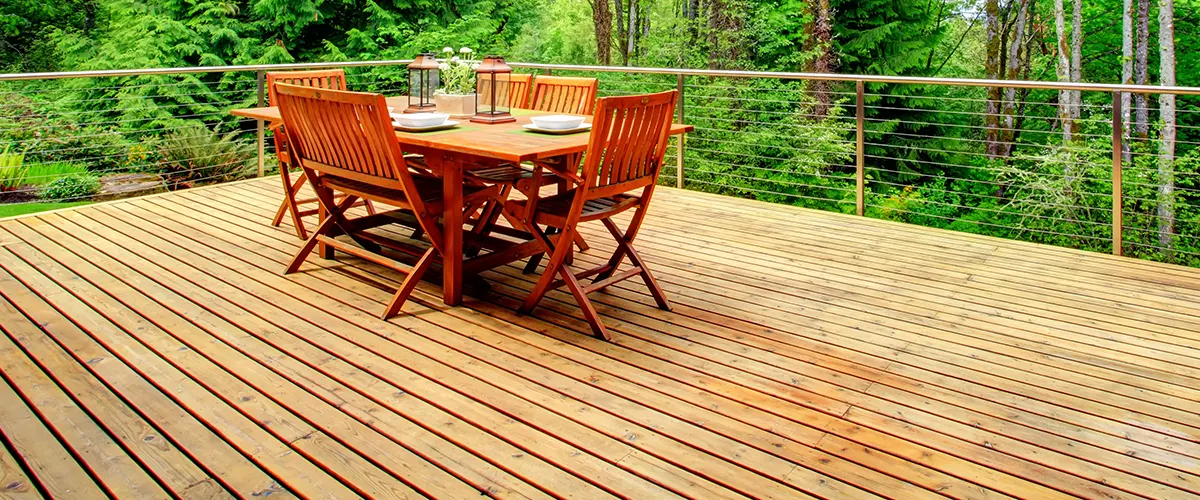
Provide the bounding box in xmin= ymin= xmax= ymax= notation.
xmin=434 ymin=94 xmax=477 ymax=117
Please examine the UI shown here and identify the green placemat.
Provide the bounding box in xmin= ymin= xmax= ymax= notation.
xmin=397 ymin=124 xmax=481 ymax=135
xmin=511 ymin=108 xmax=540 ymax=117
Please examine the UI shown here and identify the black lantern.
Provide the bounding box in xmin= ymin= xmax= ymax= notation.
xmin=405 ymin=53 xmax=439 ymax=113
xmin=471 ymin=56 xmax=515 ymax=124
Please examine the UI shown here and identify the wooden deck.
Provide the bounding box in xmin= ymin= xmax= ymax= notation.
xmin=2 ymin=176 xmax=1200 ymax=499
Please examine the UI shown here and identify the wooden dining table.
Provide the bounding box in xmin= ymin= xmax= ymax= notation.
xmin=232 ymin=96 xmax=692 ymax=306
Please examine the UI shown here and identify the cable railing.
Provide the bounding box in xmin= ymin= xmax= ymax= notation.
xmin=3 ymin=60 xmax=1200 ymax=267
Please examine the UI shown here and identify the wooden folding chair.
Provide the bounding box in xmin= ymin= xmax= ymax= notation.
xmin=466 ymin=75 xmax=600 ymax=260
xmin=275 ymin=83 xmax=499 ymax=319
xmin=502 ymin=90 xmax=678 ymax=340
xmin=266 ymin=69 xmax=374 ymax=239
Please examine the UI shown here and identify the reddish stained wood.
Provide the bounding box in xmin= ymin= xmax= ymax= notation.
xmin=505 ymin=91 xmax=678 ymax=340
xmin=531 ymin=76 xmax=600 ymax=115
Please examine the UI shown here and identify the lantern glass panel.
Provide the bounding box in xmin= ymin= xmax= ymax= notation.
xmin=406 ymin=53 xmax=439 ymax=111
xmin=476 ymin=74 xmax=511 ymax=115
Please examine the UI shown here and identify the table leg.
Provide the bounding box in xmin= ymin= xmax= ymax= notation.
xmin=441 ymin=153 xmax=464 ymax=306
xmin=318 ymin=203 xmax=334 ymax=259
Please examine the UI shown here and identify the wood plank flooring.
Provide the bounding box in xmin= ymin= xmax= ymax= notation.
xmin=1 ymin=175 xmax=1199 ymax=499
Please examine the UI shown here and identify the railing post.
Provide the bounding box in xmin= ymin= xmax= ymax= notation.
xmin=1112 ymin=91 xmax=1123 ymax=256
xmin=256 ymin=70 xmax=266 ymax=178
xmin=676 ymin=73 xmax=685 ymax=189
xmin=856 ymin=80 xmax=865 ymax=216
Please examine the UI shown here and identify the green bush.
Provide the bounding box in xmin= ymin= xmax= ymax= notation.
xmin=0 ymin=95 xmax=157 ymax=175
xmin=23 ymin=161 xmax=88 ymax=186
xmin=158 ymin=126 xmax=254 ymax=189
xmin=0 ymin=145 xmax=28 ymax=191
xmin=39 ymin=174 xmax=100 ymax=201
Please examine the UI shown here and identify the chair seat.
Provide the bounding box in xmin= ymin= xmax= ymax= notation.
xmin=506 ymin=190 xmax=640 ymax=227
xmin=467 ymin=164 xmax=533 ymax=184
xmin=322 ymin=174 xmax=495 ymax=214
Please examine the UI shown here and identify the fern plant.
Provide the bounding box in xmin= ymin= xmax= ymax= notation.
xmin=0 ymin=145 xmax=29 ymax=192
xmin=158 ymin=126 xmax=254 ymax=190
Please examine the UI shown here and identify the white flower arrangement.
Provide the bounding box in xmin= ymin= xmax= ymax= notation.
xmin=438 ymin=47 xmax=476 ymax=96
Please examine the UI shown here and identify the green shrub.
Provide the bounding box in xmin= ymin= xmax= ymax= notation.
xmin=23 ymin=162 xmax=88 ymax=186
xmin=0 ymin=145 xmax=28 ymax=191
xmin=39 ymin=174 xmax=100 ymax=201
xmin=0 ymin=94 xmax=157 ymax=175
xmin=158 ymin=126 xmax=254 ymax=189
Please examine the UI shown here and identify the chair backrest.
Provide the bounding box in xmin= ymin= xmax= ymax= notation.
xmin=266 ymin=69 xmax=348 ymax=105
xmin=530 ymin=76 xmax=599 ymax=115
xmin=266 ymin=70 xmax=350 ymax=164
xmin=477 ymin=73 xmax=534 ymax=109
xmin=507 ymin=73 xmax=533 ymax=108
xmin=274 ymin=84 xmax=429 ymax=212
xmin=573 ymin=90 xmax=677 ymax=206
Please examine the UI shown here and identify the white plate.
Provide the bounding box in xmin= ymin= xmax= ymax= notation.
xmin=530 ymin=114 xmax=586 ymax=130
xmin=523 ymin=123 xmax=592 ymax=135
xmin=392 ymin=112 xmax=450 ymax=128
xmin=394 ymin=120 xmax=460 ymax=132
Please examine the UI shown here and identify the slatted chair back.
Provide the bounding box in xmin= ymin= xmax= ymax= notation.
xmin=478 ymin=73 xmax=534 ymax=109
xmin=265 ymin=70 xmax=349 ymax=162
xmin=274 ymin=84 xmax=431 ymax=215
xmin=530 ymin=76 xmax=599 ymax=115
xmin=507 ymin=73 xmax=533 ymax=108
xmin=266 ymin=69 xmax=348 ymax=105
xmin=574 ymin=90 xmax=677 ymax=205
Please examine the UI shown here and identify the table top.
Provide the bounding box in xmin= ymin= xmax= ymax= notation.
xmin=230 ymin=96 xmax=692 ymax=163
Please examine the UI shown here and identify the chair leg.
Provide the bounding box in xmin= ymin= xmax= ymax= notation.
xmin=597 ymin=218 xmax=671 ymax=310
xmin=285 ymin=187 xmax=355 ymax=274
xmin=274 ymin=168 xmax=310 ymax=239
xmin=272 ymin=165 xmax=293 ymax=227
xmin=523 ymin=227 xmax=552 ymax=274
xmin=629 ymin=248 xmax=671 ymax=311
xmin=518 ymin=224 xmax=562 ymax=313
xmin=519 ymin=224 xmax=611 ymax=340
xmin=573 ymin=232 xmax=590 ymax=252
xmin=595 ymin=205 xmax=650 ymax=281
xmin=364 ymin=200 xmax=377 ymax=215
xmin=284 ymin=206 xmax=340 ymax=274
xmin=381 ymin=247 xmax=437 ymax=319
xmin=559 ymin=264 xmax=611 ymax=340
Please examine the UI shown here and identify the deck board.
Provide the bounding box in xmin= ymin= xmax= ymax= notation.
xmin=2 ymin=175 xmax=1200 ymax=499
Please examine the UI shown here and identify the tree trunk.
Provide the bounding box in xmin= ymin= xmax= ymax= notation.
xmin=985 ymin=0 xmax=1003 ymax=158
xmin=615 ymin=0 xmax=627 ymax=65
xmin=809 ymin=0 xmax=836 ymax=117
xmin=590 ymin=0 xmax=613 ymax=65
xmin=1158 ymin=0 xmax=1177 ymax=251
xmin=1134 ymin=0 xmax=1150 ymax=139
xmin=1069 ymin=0 xmax=1083 ymax=127
xmin=84 ymin=0 xmax=97 ymax=33
xmin=1054 ymin=0 xmax=1072 ymax=143
xmin=641 ymin=2 xmax=649 ymax=61
xmin=707 ymin=0 xmax=735 ymax=68
xmin=626 ymin=0 xmax=638 ymax=66
xmin=1001 ymin=0 xmax=1029 ymax=157
xmin=1122 ymin=0 xmax=1133 ymax=163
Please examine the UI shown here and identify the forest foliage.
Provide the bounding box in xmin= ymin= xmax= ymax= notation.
xmin=2 ymin=0 xmax=1200 ymax=263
